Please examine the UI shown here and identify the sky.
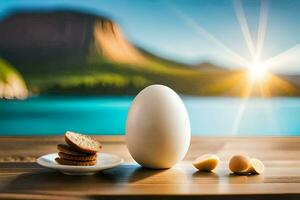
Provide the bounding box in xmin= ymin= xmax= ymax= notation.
xmin=1 ymin=0 xmax=300 ymax=74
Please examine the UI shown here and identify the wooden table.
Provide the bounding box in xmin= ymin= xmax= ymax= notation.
xmin=0 ymin=136 xmax=300 ymax=200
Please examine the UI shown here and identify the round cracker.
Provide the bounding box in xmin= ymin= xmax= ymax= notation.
xmin=58 ymin=152 xmax=97 ymax=161
xmin=65 ymin=131 xmax=101 ymax=154
xmin=57 ymin=144 xmax=92 ymax=156
xmin=55 ymin=157 xmax=97 ymax=166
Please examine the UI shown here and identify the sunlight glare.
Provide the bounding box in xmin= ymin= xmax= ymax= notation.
xmin=168 ymin=0 xmax=285 ymax=137
xmin=248 ymin=62 xmax=268 ymax=81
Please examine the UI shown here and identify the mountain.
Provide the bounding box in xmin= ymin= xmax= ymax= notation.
xmin=0 ymin=10 xmax=174 ymax=73
xmin=0 ymin=10 xmax=299 ymax=97
xmin=280 ymin=74 xmax=300 ymax=86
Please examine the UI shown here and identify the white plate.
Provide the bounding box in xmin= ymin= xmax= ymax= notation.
xmin=37 ymin=153 xmax=123 ymax=175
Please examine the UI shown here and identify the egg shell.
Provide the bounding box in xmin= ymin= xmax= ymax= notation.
xmin=125 ymin=84 xmax=191 ymax=169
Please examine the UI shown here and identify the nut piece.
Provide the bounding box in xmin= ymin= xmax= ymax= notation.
xmin=192 ymin=154 xmax=219 ymax=171
xmin=246 ymin=158 xmax=265 ymax=174
xmin=229 ymin=155 xmax=251 ymax=173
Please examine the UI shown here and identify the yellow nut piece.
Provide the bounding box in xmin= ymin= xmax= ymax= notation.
xmin=192 ymin=154 xmax=219 ymax=171
xmin=246 ymin=158 xmax=265 ymax=174
xmin=229 ymin=155 xmax=265 ymax=175
xmin=229 ymin=154 xmax=251 ymax=173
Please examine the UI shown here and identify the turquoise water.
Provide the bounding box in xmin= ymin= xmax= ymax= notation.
xmin=1 ymin=96 xmax=300 ymax=136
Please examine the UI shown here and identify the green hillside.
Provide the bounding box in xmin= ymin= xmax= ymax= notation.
xmin=0 ymin=59 xmax=28 ymax=99
xmin=24 ymin=52 xmax=246 ymax=96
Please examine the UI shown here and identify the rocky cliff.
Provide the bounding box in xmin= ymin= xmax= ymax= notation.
xmin=0 ymin=11 xmax=149 ymax=74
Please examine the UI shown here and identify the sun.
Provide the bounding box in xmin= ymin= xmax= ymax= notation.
xmin=248 ymin=62 xmax=268 ymax=81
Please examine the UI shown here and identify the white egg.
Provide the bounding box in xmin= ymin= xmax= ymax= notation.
xmin=125 ymin=84 xmax=191 ymax=169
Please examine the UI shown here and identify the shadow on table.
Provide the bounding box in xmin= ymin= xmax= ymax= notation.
xmin=127 ymin=166 xmax=165 ymax=183
xmin=227 ymin=172 xmax=265 ymax=184
xmin=0 ymin=164 xmax=166 ymax=193
xmin=191 ymin=169 xmax=265 ymax=185
xmin=2 ymin=169 xmax=108 ymax=193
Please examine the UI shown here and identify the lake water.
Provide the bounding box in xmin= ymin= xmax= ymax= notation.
xmin=1 ymin=96 xmax=300 ymax=136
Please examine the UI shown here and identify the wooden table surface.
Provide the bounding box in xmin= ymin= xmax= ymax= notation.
xmin=0 ymin=136 xmax=300 ymax=200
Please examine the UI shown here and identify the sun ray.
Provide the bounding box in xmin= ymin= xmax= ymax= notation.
xmin=256 ymin=0 xmax=269 ymax=60
xmin=167 ymin=2 xmax=249 ymax=67
xmin=258 ymin=78 xmax=271 ymax=97
xmin=233 ymin=0 xmax=256 ymax=58
xmin=258 ymin=82 xmax=281 ymax=134
xmin=264 ymin=44 xmax=300 ymax=71
xmin=230 ymin=81 xmax=254 ymax=135
xmin=230 ymin=0 xmax=273 ymax=135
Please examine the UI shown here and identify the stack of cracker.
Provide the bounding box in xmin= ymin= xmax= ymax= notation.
xmin=55 ymin=131 xmax=102 ymax=166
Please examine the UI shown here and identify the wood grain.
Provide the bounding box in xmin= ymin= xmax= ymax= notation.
xmin=0 ymin=136 xmax=300 ymax=200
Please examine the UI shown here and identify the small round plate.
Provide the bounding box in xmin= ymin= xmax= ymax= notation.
xmin=37 ymin=153 xmax=123 ymax=175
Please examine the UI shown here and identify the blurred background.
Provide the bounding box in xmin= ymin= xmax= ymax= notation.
xmin=1 ymin=0 xmax=300 ymax=136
